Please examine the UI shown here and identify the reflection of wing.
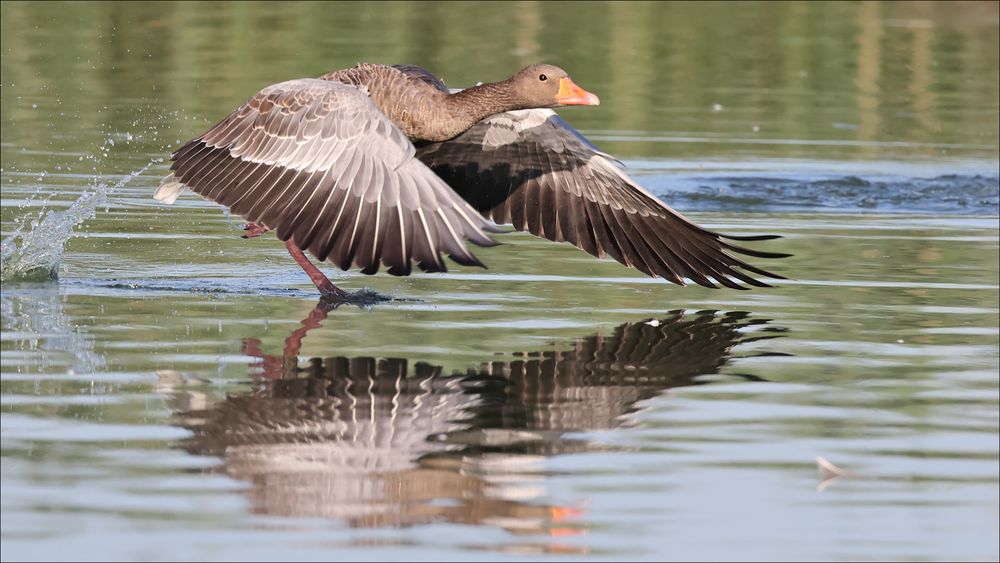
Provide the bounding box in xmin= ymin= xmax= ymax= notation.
xmin=158 ymin=78 xmax=498 ymax=275
xmin=179 ymin=310 xmax=779 ymax=450
xmin=179 ymin=358 xmax=462 ymax=459
xmin=172 ymin=308 xmax=784 ymax=527
xmin=417 ymin=110 xmax=789 ymax=288
xmin=175 ymin=358 xmax=523 ymax=526
xmin=456 ymin=311 xmax=781 ymax=444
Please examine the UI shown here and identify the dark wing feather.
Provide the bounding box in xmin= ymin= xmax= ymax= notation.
xmin=390 ymin=64 xmax=449 ymax=93
xmin=156 ymin=78 xmax=499 ymax=276
xmin=416 ymin=110 xmax=788 ymax=288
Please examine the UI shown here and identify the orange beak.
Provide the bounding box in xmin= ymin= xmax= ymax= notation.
xmin=555 ymin=77 xmax=600 ymax=106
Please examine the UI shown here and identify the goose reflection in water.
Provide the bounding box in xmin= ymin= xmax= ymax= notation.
xmin=167 ymin=304 xmax=785 ymax=548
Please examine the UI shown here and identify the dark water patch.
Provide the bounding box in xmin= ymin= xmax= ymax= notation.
xmin=100 ymin=279 xmax=304 ymax=296
xmin=656 ymin=174 xmax=1000 ymax=215
xmin=63 ymin=277 xmax=408 ymax=305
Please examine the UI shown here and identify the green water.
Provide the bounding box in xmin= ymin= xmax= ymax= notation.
xmin=1 ymin=1 xmax=998 ymax=561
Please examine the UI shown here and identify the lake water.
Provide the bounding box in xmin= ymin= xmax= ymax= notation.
xmin=1 ymin=2 xmax=998 ymax=561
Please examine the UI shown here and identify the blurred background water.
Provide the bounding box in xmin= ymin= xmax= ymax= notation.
xmin=1 ymin=1 xmax=998 ymax=561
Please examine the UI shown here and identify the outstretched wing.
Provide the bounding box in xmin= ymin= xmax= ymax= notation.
xmin=157 ymin=78 xmax=499 ymax=276
xmin=416 ymin=109 xmax=788 ymax=289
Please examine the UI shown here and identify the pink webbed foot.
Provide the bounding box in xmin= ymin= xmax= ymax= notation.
xmin=242 ymin=222 xmax=272 ymax=239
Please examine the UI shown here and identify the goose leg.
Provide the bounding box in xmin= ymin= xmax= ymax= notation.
xmin=284 ymin=240 xmax=349 ymax=299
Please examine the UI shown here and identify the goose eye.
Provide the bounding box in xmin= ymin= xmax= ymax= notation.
xmin=539 ymin=74 xmax=547 ymax=82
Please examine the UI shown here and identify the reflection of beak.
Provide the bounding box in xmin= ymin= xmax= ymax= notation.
xmin=555 ymin=77 xmax=600 ymax=106
xmin=550 ymin=506 xmax=585 ymax=521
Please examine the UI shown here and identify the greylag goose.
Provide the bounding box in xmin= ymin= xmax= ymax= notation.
xmin=155 ymin=63 xmax=787 ymax=296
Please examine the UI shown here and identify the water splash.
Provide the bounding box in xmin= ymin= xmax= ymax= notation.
xmin=1 ymin=137 xmax=153 ymax=282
